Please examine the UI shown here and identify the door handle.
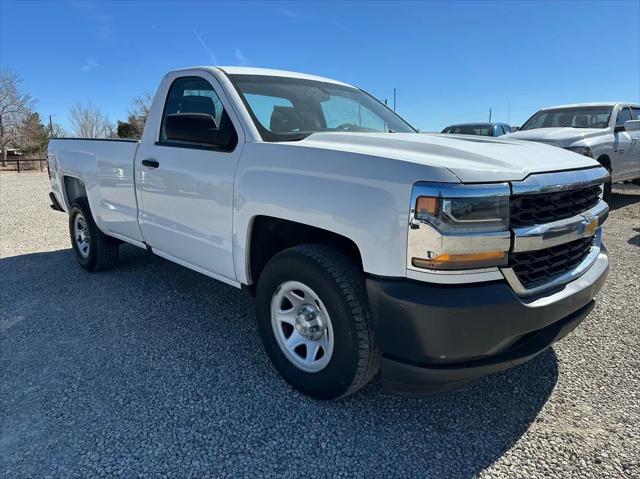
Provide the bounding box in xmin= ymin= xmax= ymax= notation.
xmin=141 ymin=159 xmax=159 ymax=168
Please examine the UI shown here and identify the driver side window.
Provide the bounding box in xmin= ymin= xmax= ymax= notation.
xmin=616 ymin=107 xmax=632 ymax=127
xmin=160 ymin=76 xmax=238 ymax=151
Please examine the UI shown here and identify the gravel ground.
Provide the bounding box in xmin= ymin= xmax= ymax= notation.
xmin=1 ymin=171 xmax=639 ymax=478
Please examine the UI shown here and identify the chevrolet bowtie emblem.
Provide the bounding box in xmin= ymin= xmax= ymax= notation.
xmin=580 ymin=213 xmax=598 ymax=236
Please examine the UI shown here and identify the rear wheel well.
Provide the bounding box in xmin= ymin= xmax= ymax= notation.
xmin=63 ymin=176 xmax=87 ymax=207
xmin=247 ymin=216 xmax=363 ymax=293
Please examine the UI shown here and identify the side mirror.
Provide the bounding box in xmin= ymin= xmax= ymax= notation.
xmin=164 ymin=113 xmax=219 ymax=144
xmin=624 ymin=119 xmax=640 ymax=132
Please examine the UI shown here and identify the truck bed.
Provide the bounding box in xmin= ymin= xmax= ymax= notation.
xmin=48 ymin=137 xmax=144 ymax=245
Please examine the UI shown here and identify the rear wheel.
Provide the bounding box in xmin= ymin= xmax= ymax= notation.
xmin=256 ymin=244 xmax=379 ymax=400
xmin=69 ymin=198 xmax=119 ymax=271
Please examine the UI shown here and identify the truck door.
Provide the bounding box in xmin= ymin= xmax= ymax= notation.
xmin=135 ymin=74 xmax=242 ymax=285
xmin=613 ymin=106 xmax=634 ymax=180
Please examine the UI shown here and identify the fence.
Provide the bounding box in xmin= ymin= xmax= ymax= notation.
xmin=1 ymin=158 xmax=48 ymax=173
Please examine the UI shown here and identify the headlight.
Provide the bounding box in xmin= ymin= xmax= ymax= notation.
xmin=415 ymin=195 xmax=509 ymax=233
xmin=564 ymin=146 xmax=593 ymax=158
xmin=408 ymin=183 xmax=511 ymax=271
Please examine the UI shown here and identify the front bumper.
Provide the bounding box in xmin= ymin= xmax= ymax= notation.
xmin=366 ymin=246 xmax=608 ymax=396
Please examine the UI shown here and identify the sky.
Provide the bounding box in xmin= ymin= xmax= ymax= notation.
xmin=1 ymin=0 xmax=639 ymax=132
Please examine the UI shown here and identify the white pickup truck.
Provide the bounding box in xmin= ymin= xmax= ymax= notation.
xmin=48 ymin=67 xmax=610 ymax=399
xmin=505 ymin=103 xmax=640 ymax=199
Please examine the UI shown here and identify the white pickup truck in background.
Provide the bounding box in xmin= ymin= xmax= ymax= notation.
xmin=48 ymin=67 xmax=610 ymax=399
xmin=505 ymin=103 xmax=640 ymax=199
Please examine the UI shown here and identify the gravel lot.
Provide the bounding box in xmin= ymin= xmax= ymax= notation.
xmin=1 ymin=171 xmax=639 ymax=478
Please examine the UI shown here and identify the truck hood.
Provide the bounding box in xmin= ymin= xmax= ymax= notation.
xmin=296 ymin=132 xmax=598 ymax=182
xmin=503 ymin=127 xmax=608 ymax=147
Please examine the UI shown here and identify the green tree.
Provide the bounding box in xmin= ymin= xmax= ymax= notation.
xmin=19 ymin=112 xmax=49 ymax=156
xmin=117 ymin=120 xmax=137 ymax=138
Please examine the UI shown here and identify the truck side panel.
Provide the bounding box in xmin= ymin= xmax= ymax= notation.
xmin=233 ymin=142 xmax=460 ymax=284
xmin=48 ymin=139 xmax=145 ymax=246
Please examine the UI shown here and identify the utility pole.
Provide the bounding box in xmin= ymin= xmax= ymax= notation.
xmin=393 ymin=88 xmax=397 ymax=112
xmin=49 ymin=115 xmax=54 ymax=138
xmin=489 ymin=108 xmax=492 ymax=122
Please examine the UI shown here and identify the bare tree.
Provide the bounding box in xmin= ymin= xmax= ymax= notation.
xmin=0 ymin=69 xmax=35 ymax=164
xmin=50 ymin=122 xmax=67 ymax=138
xmin=131 ymin=93 xmax=153 ymax=124
xmin=68 ymin=102 xmax=115 ymax=138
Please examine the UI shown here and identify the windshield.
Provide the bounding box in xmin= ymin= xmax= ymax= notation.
xmin=228 ymin=74 xmax=416 ymax=141
xmin=520 ymin=106 xmax=612 ymax=130
xmin=442 ymin=124 xmax=493 ymax=136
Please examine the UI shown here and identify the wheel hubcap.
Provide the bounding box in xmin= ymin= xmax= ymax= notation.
xmin=271 ymin=281 xmax=334 ymax=373
xmin=73 ymin=214 xmax=90 ymax=258
xmin=294 ymin=304 xmax=325 ymax=341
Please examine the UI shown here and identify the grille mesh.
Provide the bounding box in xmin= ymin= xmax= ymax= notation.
xmin=509 ymin=236 xmax=595 ymax=289
xmin=510 ymin=185 xmax=601 ymax=228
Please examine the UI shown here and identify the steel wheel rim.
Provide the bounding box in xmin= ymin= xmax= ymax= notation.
xmin=270 ymin=280 xmax=334 ymax=373
xmin=73 ymin=213 xmax=91 ymax=258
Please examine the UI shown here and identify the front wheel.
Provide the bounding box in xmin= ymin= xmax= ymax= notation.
xmin=256 ymin=244 xmax=379 ymax=400
xmin=69 ymin=198 xmax=119 ymax=272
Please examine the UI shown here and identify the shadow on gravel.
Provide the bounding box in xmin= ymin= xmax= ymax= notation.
xmin=1 ymin=246 xmax=558 ymax=478
xmin=609 ymin=189 xmax=640 ymax=211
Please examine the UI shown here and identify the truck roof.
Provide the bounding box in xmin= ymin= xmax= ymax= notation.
xmin=214 ymin=66 xmax=354 ymax=88
xmin=540 ymin=102 xmax=639 ymax=109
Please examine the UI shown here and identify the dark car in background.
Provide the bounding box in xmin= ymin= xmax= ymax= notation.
xmin=441 ymin=122 xmax=512 ymax=137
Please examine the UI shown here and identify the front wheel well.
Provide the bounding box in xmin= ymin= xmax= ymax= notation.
xmin=247 ymin=216 xmax=363 ymax=293
xmin=596 ymin=154 xmax=611 ymax=172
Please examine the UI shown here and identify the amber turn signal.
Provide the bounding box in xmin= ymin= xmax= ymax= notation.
xmin=412 ymin=251 xmax=507 ymax=270
xmin=415 ymin=196 xmax=438 ymax=219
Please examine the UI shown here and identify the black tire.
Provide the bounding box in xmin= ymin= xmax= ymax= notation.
xmin=69 ymin=198 xmax=119 ymax=272
xmin=631 ymin=178 xmax=640 ymax=186
xmin=256 ymin=244 xmax=380 ymax=400
xmin=603 ymin=176 xmax=612 ymax=203
xmin=597 ymin=158 xmax=613 ymax=203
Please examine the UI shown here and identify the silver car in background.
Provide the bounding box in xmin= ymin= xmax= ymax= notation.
xmin=442 ymin=122 xmax=512 ymax=137
xmin=504 ymin=103 xmax=640 ymax=199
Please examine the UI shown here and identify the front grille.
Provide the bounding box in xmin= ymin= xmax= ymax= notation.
xmin=509 ymin=236 xmax=594 ymax=289
xmin=510 ymin=184 xmax=601 ymax=228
